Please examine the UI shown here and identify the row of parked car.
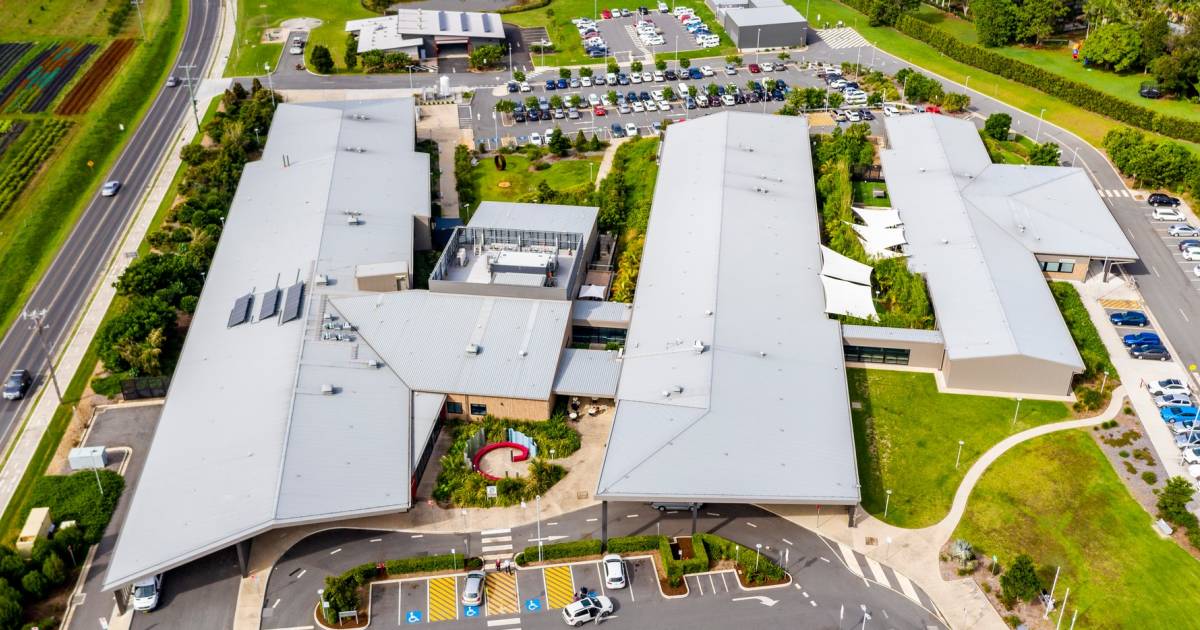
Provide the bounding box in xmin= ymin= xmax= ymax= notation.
xmin=818 ymin=67 xmax=868 ymax=107
xmin=1111 ymin=311 xmax=1171 ymax=360
xmin=1149 ymin=378 xmax=1200 ymax=469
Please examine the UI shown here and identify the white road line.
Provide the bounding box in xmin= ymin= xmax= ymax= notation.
xmin=296 ymin=569 xmax=307 ymax=579
xmin=547 ymin=522 xmax=558 ymax=526
xmin=487 ymin=619 xmax=522 ymax=627
xmin=369 ymin=538 xmax=382 ymax=543
xmin=810 ymin=600 xmax=818 ymax=607
xmin=894 ymin=571 xmax=920 ymax=602
xmin=695 ymin=575 xmax=704 ymax=596
xmin=836 ymin=543 xmax=864 ymax=578
xmin=720 ymin=572 xmax=729 ymax=592
xmin=482 ymin=544 xmax=514 ymax=553
xmin=626 ymin=514 xmax=639 ymax=518
xmin=705 ymin=511 xmax=721 ymax=517
xmin=482 ymin=536 xmax=513 ymax=544
xmin=781 ymin=538 xmax=793 ymax=546
xmin=1181 ymin=308 xmax=1191 ymax=323
xmin=586 ymin=518 xmax=598 ymax=522
xmin=272 ymin=599 xmax=281 ymax=608
xmin=803 ymin=591 xmax=809 ymax=597
xmin=745 ymin=522 xmax=758 ymax=528
xmin=863 ymin=556 xmax=891 ymax=588
xmin=481 ymin=528 xmax=512 ymax=536
xmin=820 ymin=557 xmax=831 ymax=563
xmin=1153 ymin=265 xmax=1161 ymax=277
xmin=330 ymin=548 xmax=342 ymax=555
xmin=411 ymin=534 xmax=424 ymax=539
xmin=708 ymin=574 xmax=717 ymax=594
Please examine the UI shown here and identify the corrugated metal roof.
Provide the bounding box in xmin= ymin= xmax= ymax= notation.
xmin=347 ymin=10 xmax=505 ymax=54
xmin=882 ymin=115 xmax=1130 ymax=367
xmin=595 ymin=113 xmax=861 ymax=505
xmin=331 ymin=291 xmax=570 ymax=400
xmin=553 ymin=349 xmax=622 ymax=397
xmin=726 ymin=4 xmax=806 ymax=26
xmin=105 ymin=99 xmax=433 ymax=591
xmin=470 ymin=201 xmax=598 ymax=237
xmin=571 ymin=300 xmax=633 ymax=326
xmin=841 ymin=324 xmax=944 ymax=345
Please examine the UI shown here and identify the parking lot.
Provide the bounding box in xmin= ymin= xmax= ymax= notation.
xmin=591 ymin=9 xmax=706 ymax=60
xmin=1142 ymin=198 xmax=1200 ymax=293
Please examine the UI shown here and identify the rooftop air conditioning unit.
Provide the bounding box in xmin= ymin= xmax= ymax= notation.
xmin=321 ymin=384 xmax=335 ymax=395
xmin=347 ymin=215 xmax=362 ymax=226
xmin=465 ymin=343 xmax=480 ymax=355
xmin=315 ymin=274 xmax=330 ymax=285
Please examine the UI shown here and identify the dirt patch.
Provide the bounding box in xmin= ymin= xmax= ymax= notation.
xmin=676 ymin=536 xmax=694 ymax=560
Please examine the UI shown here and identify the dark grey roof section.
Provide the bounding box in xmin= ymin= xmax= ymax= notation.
xmin=553 ymin=349 xmax=622 ymax=397
xmin=228 ymin=293 xmax=253 ymax=327
xmin=571 ymin=300 xmax=633 ymax=328
xmin=595 ymin=113 xmax=860 ymax=505
xmin=258 ymin=287 xmax=280 ymax=320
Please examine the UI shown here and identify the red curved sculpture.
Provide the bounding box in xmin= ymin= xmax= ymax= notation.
xmin=471 ymin=441 xmax=530 ymax=481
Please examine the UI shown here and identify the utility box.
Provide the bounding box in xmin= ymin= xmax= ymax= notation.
xmin=68 ymin=446 xmax=107 ymax=471
xmin=17 ymin=507 xmax=51 ymax=557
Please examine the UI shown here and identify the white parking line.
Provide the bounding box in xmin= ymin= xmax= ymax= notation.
xmin=481 ymin=528 xmax=512 ymax=536
xmin=586 ymin=518 xmax=598 ymax=522
xmin=330 ymin=548 xmax=342 ymax=555
xmin=272 ymin=599 xmax=281 ymax=608
xmin=781 ymin=538 xmax=793 ymax=546
xmin=745 ymin=522 xmax=758 ymax=528
xmin=694 ymin=575 xmax=704 ymax=596
xmin=626 ymin=514 xmax=639 ymax=518
xmin=487 ymin=619 xmax=522 ymax=627
xmin=295 ymin=569 xmax=306 ymax=579
xmin=411 ymin=534 xmax=424 ymax=539
xmin=1181 ymin=308 xmax=1191 ymax=323
xmin=369 ymin=538 xmax=382 ymax=543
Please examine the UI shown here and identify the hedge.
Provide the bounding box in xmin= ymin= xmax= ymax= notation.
xmin=1049 ymin=282 xmax=1116 ymax=382
xmin=837 ymin=0 xmax=1200 ymax=143
xmin=605 ymin=535 xmax=663 ymax=553
xmin=517 ymin=539 xmax=602 ymax=564
xmin=384 ymin=553 xmax=466 ymax=575
xmin=323 ymin=553 xmax=471 ymax=620
xmin=696 ymin=533 xmax=787 ymax=584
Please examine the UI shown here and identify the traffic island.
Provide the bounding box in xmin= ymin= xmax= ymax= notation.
xmin=314 ymin=552 xmax=484 ymax=629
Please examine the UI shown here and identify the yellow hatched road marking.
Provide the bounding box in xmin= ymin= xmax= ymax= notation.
xmin=485 ymin=572 xmax=519 ymax=616
xmin=544 ymin=565 xmax=575 ymax=609
xmin=1100 ymin=298 xmax=1142 ymax=310
xmin=428 ymin=577 xmax=458 ymax=622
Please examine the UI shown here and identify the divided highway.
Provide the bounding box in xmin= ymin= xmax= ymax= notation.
xmin=0 ymin=0 xmax=220 ymax=473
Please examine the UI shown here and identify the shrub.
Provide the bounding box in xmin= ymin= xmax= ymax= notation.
xmin=323 ymin=573 xmax=359 ymax=616
xmin=519 ymin=539 xmax=601 ymax=563
xmin=999 ymin=554 xmax=1042 ymax=602
xmin=697 ymin=533 xmax=785 ymax=583
xmin=384 ymin=553 xmax=463 ymax=575
xmin=984 ymin=113 xmax=1012 ymax=141
xmin=606 ymin=535 xmax=664 ymax=553
xmin=40 ymin=553 xmax=65 ymax=586
xmin=1073 ymin=387 xmax=1103 ymax=412
xmin=20 ymin=570 xmax=46 ymax=599
xmin=1049 ymin=283 xmax=1114 ymax=382
xmin=310 ymin=45 xmax=334 ymax=74
xmin=1118 ymin=450 xmax=1129 ymax=458
xmin=1142 ymin=471 xmax=1159 ymax=485
xmin=26 ymin=470 xmax=124 ymax=543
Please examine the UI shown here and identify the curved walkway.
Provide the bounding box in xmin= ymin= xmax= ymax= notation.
xmin=768 ymin=385 xmax=1127 ymax=630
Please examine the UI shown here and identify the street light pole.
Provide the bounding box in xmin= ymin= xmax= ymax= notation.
xmin=264 ymin=62 xmax=277 ymax=107
xmin=536 ymin=494 xmax=543 ymax=562
xmin=179 ymin=64 xmax=201 ymax=130
xmin=1035 ymin=108 xmax=1046 ymax=142
xmin=955 ymin=440 xmax=965 ymax=469
xmin=1010 ymin=397 xmax=1023 ymax=430
xmin=883 ymin=489 xmax=893 ymax=519
xmin=860 ymin=605 xmax=871 ymax=630
xmin=754 ymin=543 xmax=762 ymax=572
xmin=756 ymin=29 xmax=761 ymax=65
xmin=131 ymin=0 xmax=146 ymax=40
xmin=22 ymin=309 xmax=62 ymax=403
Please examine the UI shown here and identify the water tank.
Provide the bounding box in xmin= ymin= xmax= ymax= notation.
xmin=438 ymin=75 xmax=451 ymax=98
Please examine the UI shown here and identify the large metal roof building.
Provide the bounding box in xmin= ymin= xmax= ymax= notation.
xmin=595 ymin=112 xmax=861 ymax=505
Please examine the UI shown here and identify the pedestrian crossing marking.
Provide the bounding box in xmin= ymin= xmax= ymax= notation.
xmin=428 ymin=577 xmax=458 ymax=622
xmin=485 ymin=572 xmax=519 ymax=616
xmin=1098 ymin=188 xmax=1132 ymax=198
xmin=863 ymin=555 xmax=891 ymax=588
xmin=543 ymin=565 xmax=575 ymax=609
xmin=816 ymin=27 xmax=870 ymax=50
xmin=1100 ymin=298 xmax=1141 ymax=310
xmin=836 ymin=542 xmax=864 ymax=578
xmin=894 ymin=570 xmax=920 ymax=603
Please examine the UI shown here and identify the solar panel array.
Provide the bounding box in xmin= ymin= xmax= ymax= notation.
xmin=228 ymin=293 xmax=254 ymax=328
xmin=460 ymin=12 xmax=470 ymax=31
xmin=258 ymin=287 xmax=281 ymax=320
xmin=280 ymin=281 xmax=305 ymax=323
xmin=482 ymin=14 xmax=493 ymax=32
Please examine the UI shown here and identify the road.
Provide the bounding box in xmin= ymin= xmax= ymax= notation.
xmin=0 ymin=0 xmax=222 ymax=487
xmin=261 ymin=503 xmax=945 ymax=630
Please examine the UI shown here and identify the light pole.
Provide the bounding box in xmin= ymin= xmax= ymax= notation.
xmin=955 ymin=440 xmax=965 ymax=469
xmin=883 ymin=489 xmax=893 ymax=519
xmin=131 ymin=0 xmax=146 ymax=39
xmin=1071 ymin=145 xmax=1081 ymax=166
xmin=1101 ymin=370 xmax=1110 ymax=395
xmin=536 ymin=494 xmax=543 ymax=562
xmin=756 ymin=29 xmax=762 ymax=65
xmin=264 ymin=62 xmax=277 ymax=107
xmin=754 ymin=543 xmax=762 ymax=572
xmin=860 ymin=604 xmax=871 ymax=630
xmin=964 ymin=75 xmax=971 ymax=90
xmin=22 ymin=309 xmax=62 ymax=403
xmin=179 ymin=64 xmax=201 ymax=129
xmin=1010 ymin=397 xmax=1023 ymax=430
xmin=508 ymin=44 xmax=513 ymax=81
xmin=1035 ymin=108 xmax=1046 ymax=142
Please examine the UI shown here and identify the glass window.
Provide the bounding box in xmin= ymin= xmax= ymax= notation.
xmin=1059 ymin=262 xmax=1074 ymax=274
xmin=446 ymin=401 xmax=463 ymax=415
xmin=470 ymin=403 xmax=487 ymax=416
xmin=844 ymin=344 xmax=910 ymax=366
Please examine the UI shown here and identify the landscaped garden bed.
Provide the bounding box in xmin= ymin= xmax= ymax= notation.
xmin=319 ymin=552 xmax=482 ymax=627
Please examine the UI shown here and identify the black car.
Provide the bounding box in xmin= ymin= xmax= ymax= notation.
xmin=611 ymin=123 xmax=625 ymax=138
xmin=1149 ymin=192 xmax=1182 ymax=207
xmin=528 ymin=109 xmax=541 ymax=121
xmin=506 ymin=81 xmax=519 ymax=93
xmin=859 ymin=109 xmax=875 ymax=121
xmin=513 ymin=111 xmax=526 ymax=123
xmin=664 ymin=69 xmax=677 ymax=81
xmin=1139 ymin=83 xmax=1163 ymax=99
xmin=639 ymin=91 xmax=651 ymax=102
xmin=771 ymin=89 xmax=785 ymax=101
xmin=617 ymin=74 xmax=630 ymax=85
xmin=775 ymin=79 xmax=789 ymax=91
xmin=638 ymin=6 xmax=649 ymax=14
xmin=734 ymin=93 xmax=746 ymax=104
xmin=1130 ymin=345 xmax=1171 ymax=361
xmin=3 ymin=370 xmax=30 ymax=401
xmin=626 ymin=91 xmax=638 ymax=102
xmin=746 ymin=91 xmax=761 ymax=103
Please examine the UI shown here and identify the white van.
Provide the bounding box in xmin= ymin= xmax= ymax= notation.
xmin=696 ymin=34 xmax=720 ymax=48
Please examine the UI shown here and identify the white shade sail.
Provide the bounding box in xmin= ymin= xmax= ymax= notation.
xmin=578 ymin=284 xmax=607 ymax=300
xmin=851 ymin=223 xmax=907 ymax=258
xmin=820 ymin=245 xmax=873 ymax=286
xmin=821 ymin=276 xmax=878 ymax=319
xmin=851 ymin=206 xmax=903 ymax=229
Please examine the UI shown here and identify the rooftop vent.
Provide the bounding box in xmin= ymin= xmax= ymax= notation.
xmin=321 ymin=384 xmax=335 ymax=395
xmin=351 ymin=113 xmax=371 ymax=120
xmin=315 ymin=274 xmax=330 ymax=285
xmin=671 ymin=385 xmax=683 ymax=393
xmin=692 ymin=340 xmax=706 ymax=354
xmin=347 ymin=215 xmax=363 ymax=226
xmin=465 ymin=343 xmax=480 ymax=355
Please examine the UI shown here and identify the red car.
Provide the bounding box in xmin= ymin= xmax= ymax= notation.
xmin=593 ymin=105 xmax=607 ymax=116
xmin=601 ymin=9 xmax=612 ymax=18
xmin=925 ymin=105 xmax=942 ymax=114
xmin=748 ymin=63 xmax=761 ymax=73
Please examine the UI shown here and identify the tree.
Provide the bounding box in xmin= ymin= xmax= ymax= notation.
xmin=1158 ymin=476 xmax=1197 ymax=525
xmin=589 ymin=134 xmax=603 ymax=151
xmin=631 ymin=60 xmax=644 ymax=73
xmin=310 ymin=45 xmax=334 ymax=74
xmin=1016 ymin=0 xmax=1069 ymax=45
xmin=868 ymin=0 xmax=920 ymax=26
xmin=580 ymin=66 xmax=593 ymax=77
xmin=513 ymin=70 xmax=526 ymax=82
xmin=973 ymin=0 xmax=1020 ymax=47
xmin=999 ymin=554 xmax=1042 ymax=602
xmin=0 ymin=596 xmax=18 ymax=630
xmin=687 ymin=85 xmax=697 ymax=97
xmin=115 ymin=252 xmax=204 ymax=309
xmin=655 ymin=59 xmax=667 ymax=71
xmin=941 ymin=92 xmax=971 ymax=112
xmin=984 ymin=112 xmax=1012 ymax=141
xmin=1139 ymin=13 xmax=1170 ymax=69
xmin=494 ymin=99 xmax=516 ymax=113
xmin=547 ymin=128 xmax=571 ymax=156
xmin=725 ymin=54 xmax=743 ymax=65
xmin=559 ymin=67 xmax=572 ymax=79
xmin=344 ymin=33 xmax=358 ymax=69
xmin=469 ymin=44 xmax=504 ymax=70
xmin=1028 ymin=141 xmax=1061 ymax=165
xmin=21 ymin=570 xmax=47 ymax=599
xmin=679 ymin=57 xmax=691 ymax=69
xmin=41 ymin=552 xmax=65 ymax=586
xmin=569 ymin=94 xmax=583 ymax=108
xmin=1083 ymin=23 xmax=1142 ymax=72
xmin=549 ymin=95 xmax=564 ymax=109
xmin=607 ymin=60 xmax=620 ymax=74
xmin=827 ymin=91 xmax=845 ymax=109
xmin=662 ymin=86 xmax=675 ymax=100
xmin=605 ymin=90 xmax=618 ymax=105
xmin=524 ymin=96 xmax=540 ymax=110
xmin=867 ymin=91 xmax=883 ymax=106
xmin=574 ymin=130 xmax=588 ymax=152
xmin=706 ymin=83 xmax=719 ymax=97
xmin=96 ymin=297 xmax=176 ymax=374
xmin=777 ymin=51 xmax=791 ymax=61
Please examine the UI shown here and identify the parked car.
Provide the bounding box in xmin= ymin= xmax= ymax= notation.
xmin=1183 ymin=245 xmax=1200 ymax=261
xmin=593 ymin=105 xmax=607 ymax=116
xmin=700 ymin=65 xmax=715 ymax=76
xmin=883 ymin=105 xmax=900 ymax=117
xmin=724 ymin=63 xmax=737 ymax=75
xmin=557 ymin=78 xmax=569 ymax=89
xmin=1130 ymin=345 xmax=1171 ymax=360
xmin=1171 ymin=419 xmax=1196 ymax=434
xmin=2 ymin=370 xmax=30 ymax=401
xmin=1124 ymin=332 xmax=1162 ymax=348
xmin=1149 ymin=378 xmax=1187 ymax=396
xmin=1152 ymin=207 xmax=1186 ymax=221
xmin=1109 ymin=311 xmax=1149 ymax=327
xmin=649 ymin=501 xmax=704 ymax=511
xmin=665 ymin=69 xmax=677 ymax=80
xmin=462 ymin=571 xmax=486 ymax=605
xmin=1155 ymin=393 xmax=1194 ymax=408
xmin=1149 ymin=192 xmax=1182 ymax=207
xmin=610 ymin=123 xmax=625 ymax=138
xmin=101 ymin=180 xmax=121 ymax=197
xmin=602 ymin=554 xmax=626 ymax=589
xmin=530 ymin=131 xmax=542 ymax=145
xmin=1169 ymin=224 xmax=1200 ymax=237
xmin=1179 ymin=239 xmax=1200 ymax=252
xmin=1162 ymin=406 xmax=1200 ymax=423
xmin=748 ymin=63 xmax=761 ymax=73
xmin=688 ymin=67 xmax=703 ymax=79
xmin=561 ymin=596 xmax=614 ymax=626
xmin=131 ymin=575 xmax=163 ymax=612
xmin=520 ymin=81 xmax=532 ymax=92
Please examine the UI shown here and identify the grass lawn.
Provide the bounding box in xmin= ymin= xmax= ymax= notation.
xmin=795 ymin=0 xmax=1200 ymax=154
xmin=475 ymin=153 xmax=601 ymax=202
xmin=227 ymin=0 xmax=375 ymax=76
xmin=848 ymin=369 xmax=1070 ymax=528
xmin=954 ymin=430 xmax=1200 ymax=629
xmin=851 ymin=180 xmax=889 ymax=206
xmin=0 ymin=0 xmax=148 ymax=39
xmin=503 ymin=0 xmax=736 ymax=68
xmin=913 ymin=6 xmax=1200 ymax=125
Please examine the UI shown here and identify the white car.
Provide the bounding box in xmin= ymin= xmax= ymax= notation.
xmin=1172 ymin=421 xmax=1197 ymax=435
xmin=588 ymin=93 xmax=601 ymax=106
xmin=520 ymin=81 xmax=532 ymax=92
xmin=529 ymin=131 xmax=542 ymax=146
xmin=830 ymin=79 xmax=847 ymax=89
xmin=700 ymin=65 xmax=715 ymax=76
xmin=721 ymin=93 xmax=735 ymax=106
xmin=1169 ymin=224 xmax=1200 ymax=237
xmin=581 ymin=76 xmax=593 ymax=87
xmin=641 ymin=71 xmax=653 ymax=82
xmin=1148 ymin=378 xmax=1188 ymax=396
xmin=1189 ymin=464 xmax=1200 ymax=480
xmin=101 ymin=180 xmax=122 ymax=197
xmin=1153 ymin=207 xmax=1187 ymax=221
xmin=1184 ymin=447 xmax=1200 ymax=465
xmin=761 ymin=61 xmax=775 ymax=71
xmin=630 ymin=73 xmax=643 ymax=83
xmin=846 ymin=109 xmax=861 ymax=122
xmin=883 ymin=105 xmax=900 ymax=117
xmin=625 ymin=122 xmax=639 ymax=136
xmin=651 ymin=89 xmax=664 ymax=101
xmin=643 ymin=100 xmax=659 ymax=111
xmin=462 ymin=571 xmax=486 ymax=605
xmin=131 ymin=575 xmax=163 ymax=612
xmin=602 ymin=554 xmax=627 ymax=589
xmin=607 ymin=72 xmax=618 ymax=84
xmin=632 ymin=101 xmax=645 ymax=112
xmin=1184 ymin=245 xmax=1200 ymax=261
xmin=658 ymin=0 xmax=669 ymax=10
xmin=677 ymin=82 xmax=689 ymax=95
xmin=645 ymin=36 xmax=666 ymax=45
xmin=653 ymin=70 xmax=665 ymax=81
xmin=561 ymin=596 xmax=614 ymax=626
xmin=1155 ymin=393 xmax=1194 ymax=408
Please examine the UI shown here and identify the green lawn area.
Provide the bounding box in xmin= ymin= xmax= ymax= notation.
xmin=954 ymin=430 xmax=1200 ymax=629
xmin=0 ymin=0 xmax=147 ymax=39
xmin=796 ymin=0 xmax=1200 ymax=153
xmin=474 ymin=153 xmax=601 ymax=202
xmin=228 ymin=0 xmax=375 ymax=76
xmin=851 ymin=180 xmax=889 ymax=206
xmin=504 ymin=0 xmax=736 ymax=67
xmin=849 ymin=369 xmax=1070 ymax=528
xmin=912 ymin=6 xmax=1200 ymax=125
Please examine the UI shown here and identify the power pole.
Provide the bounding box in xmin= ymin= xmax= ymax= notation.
xmin=179 ymin=63 xmax=201 ymax=130
xmin=21 ymin=309 xmax=62 ymax=403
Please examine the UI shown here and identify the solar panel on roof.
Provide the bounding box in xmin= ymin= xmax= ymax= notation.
xmin=258 ymin=287 xmax=280 ymax=320
xmin=438 ymin=11 xmax=448 ymax=31
xmin=280 ymin=281 xmax=305 ymax=323
xmin=460 ymin=12 xmax=470 ymax=31
xmin=228 ymin=293 xmax=253 ymax=328
xmin=482 ymin=14 xmax=493 ymax=32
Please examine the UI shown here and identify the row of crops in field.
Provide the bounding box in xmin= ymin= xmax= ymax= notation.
xmin=0 ymin=41 xmax=97 ymax=114
xmin=0 ymin=43 xmax=34 ymax=81
xmin=57 ymin=39 xmax=135 ymax=115
xmin=0 ymin=120 xmax=29 ymax=158
xmin=0 ymin=120 xmax=72 ymax=216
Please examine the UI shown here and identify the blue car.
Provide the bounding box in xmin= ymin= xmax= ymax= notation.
xmin=545 ymin=79 xmax=557 ymax=90
xmin=1123 ymin=332 xmax=1161 ymax=347
xmin=689 ymin=67 xmax=703 ymax=80
xmin=556 ymin=78 xmax=569 ymax=89
xmin=1110 ymin=311 xmax=1149 ymax=327
xmin=1161 ymin=406 xmax=1200 ymax=423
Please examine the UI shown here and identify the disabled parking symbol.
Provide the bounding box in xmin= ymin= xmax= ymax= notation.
xmin=525 ymin=598 xmax=542 ymax=612
xmin=405 ymin=610 xmax=422 ymax=624
xmin=464 ymin=605 xmax=480 ymax=618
